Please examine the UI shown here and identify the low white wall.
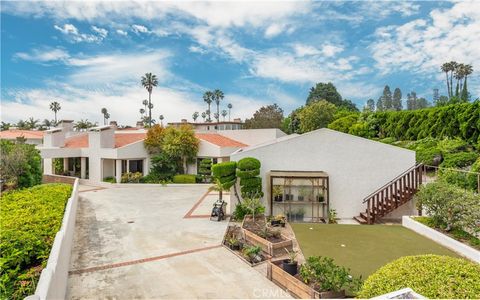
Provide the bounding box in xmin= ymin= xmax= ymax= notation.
xmin=402 ymin=216 xmax=480 ymax=263
xmin=26 ymin=179 xmax=80 ymax=300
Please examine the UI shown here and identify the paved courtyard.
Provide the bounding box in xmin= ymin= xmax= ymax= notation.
xmin=67 ymin=184 xmax=290 ymax=299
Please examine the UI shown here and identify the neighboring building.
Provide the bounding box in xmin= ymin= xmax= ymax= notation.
xmin=38 ymin=120 xmax=285 ymax=183
xmin=230 ymin=128 xmax=416 ymax=221
xmin=0 ymin=129 xmax=45 ymax=145
xmin=169 ymin=118 xmax=244 ymax=131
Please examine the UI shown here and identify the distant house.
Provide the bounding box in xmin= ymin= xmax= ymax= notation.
xmin=168 ymin=118 xmax=244 ymax=131
xmin=0 ymin=129 xmax=44 ymax=145
xmin=230 ymin=128 xmax=418 ymax=222
xmin=38 ymin=120 xmax=285 ymax=183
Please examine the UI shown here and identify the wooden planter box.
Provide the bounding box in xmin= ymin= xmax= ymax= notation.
xmin=267 ymin=260 xmax=345 ymax=299
xmin=222 ymin=224 xmax=270 ymax=267
xmin=241 ymin=215 xmax=294 ymax=257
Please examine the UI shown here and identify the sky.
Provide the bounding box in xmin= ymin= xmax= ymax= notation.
xmin=1 ymin=0 xmax=479 ymax=126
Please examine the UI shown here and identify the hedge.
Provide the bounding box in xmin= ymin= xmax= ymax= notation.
xmin=240 ymin=177 xmax=262 ymax=187
xmin=236 ymin=168 xmax=260 ymax=178
xmin=211 ymin=161 xmax=237 ymax=178
xmin=172 ymin=174 xmax=197 ymax=184
xmin=237 ymin=157 xmax=261 ymax=170
xmin=0 ymin=184 xmax=72 ymax=299
xmin=440 ymin=152 xmax=479 ymax=168
xmin=358 ymin=255 xmax=480 ymax=299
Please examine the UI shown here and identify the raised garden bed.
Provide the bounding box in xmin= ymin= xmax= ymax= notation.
xmin=241 ymin=215 xmax=294 ymax=257
xmin=222 ymin=225 xmax=270 ymax=267
xmin=267 ymin=260 xmax=345 ymax=299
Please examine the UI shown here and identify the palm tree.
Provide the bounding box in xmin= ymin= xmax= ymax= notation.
xmin=101 ymin=108 xmax=108 ymax=125
xmin=0 ymin=122 xmax=11 ymax=131
xmin=213 ymin=89 xmax=224 ymax=122
xmin=139 ymin=108 xmax=145 ymax=117
xmin=192 ymin=112 xmax=199 ymax=122
xmin=213 ymin=112 xmax=219 ymax=122
xmin=201 ymin=112 xmax=206 ymax=122
xmin=16 ymin=120 xmax=27 ymax=130
xmin=142 ymin=99 xmax=148 ymax=112
xmin=25 ymin=117 xmax=39 ymax=129
xmin=227 ymin=103 xmax=232 ymax=121
xmin=141 ymin=73 xmax=158 ymax=127
xmin=74 ymin=119 xmax=96 ymax=131
xmin=159 ymin=115 xmax=164 ymax=126
xmin=449 ymin=61 xmax=458 ymax=98
xmin=49 ymin=101 xmax=61 ymax=124
xmin=441 ymin=63 xmax=451 ymax=98
xmin=221 ymin=110 xmax=227 ymax=121
xmin=454 ymin=63 xmax=465 ymax=97
xmin=40 ymin=119 xmax=53 ymax=130
xmin=203 ymin=91 xmax=213 ymax=122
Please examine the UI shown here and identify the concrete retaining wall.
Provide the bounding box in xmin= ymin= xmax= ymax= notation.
xmin=42 ymin=174 xmax=77 ymax=185
xmin=402 ymin=216 xmax=480 ymax=263
xmin=26 ymin=179 xmax=80 ymax=300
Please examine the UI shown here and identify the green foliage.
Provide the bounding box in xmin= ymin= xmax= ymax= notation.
xmin=358 ymin=255 xmax=480 ymax=299
xmin=306 ymin=82 xmax=358 ymax=111
xmin=198 ymin=158 xmax=212 ymax=176
xmin=211 ymin=161 xmax=237 ymax=190
xmin=172 ymin=174 xmax=197 ymax=184
xmin=416 ymin=147 xmax=442 ymax=165
xmin=239 ymin=177 xmax=262 ymax=187
xmin=437 ymin=137 xmax=469 ymax=153
xmin=103 ymin=176 xmax=116 ymax=183
xmin=149 ymin=152 xmax=179 ymax=181
xmin=297 ymin=100 xmax=337 ymax=133
xmin=415 ymin=181 xmax=480 ymax=234
xmin=242 ymin=196 xmax=265 ymax=221
xmin=244 ymin=104 xmax=284 ymax=129
xmin=237 ymin=157 xmax=263 ymax=198
xmin=440 ymin=151 xmax=478 ymax=168
xmin=327 ymin=114 xmax=359 ymax=133
xmin=120 ymin=172 xmax=143 ymax=183
xmin=162 ymin=125 xmax=199 ymax=173
xmin=237 ymin=157 xmax=261 ymax=170
xmin=236 ymin=168 xmax=260 ymax=178
xmin=0 ymin=140 xmax=42 ymax=190
xmin=0 ymin=184 xmax=72 ymax=299
xmin=300 ymin=256 xmax=361 ymax=293
xmin=232 ymin=202 xmax=265 ymax=221
xmin=415 ymin=217 xmax=480 ymax=249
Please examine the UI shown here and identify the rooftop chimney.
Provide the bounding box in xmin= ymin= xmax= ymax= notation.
xmin=181 ymin=119 xmax=188 ymax=123
xmin=58 ymin=120 xmax=74 ymax=132
xmin=109 ymin=121 xmax=118 ymax=129
xmin=233 ymin=118 xmax=241 ymax=123
xmin=136 ymin=121 xmax=144 ymax=129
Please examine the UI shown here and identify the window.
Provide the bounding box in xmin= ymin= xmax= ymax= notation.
xmin=129 ymin=160 xmax=143 ymax=174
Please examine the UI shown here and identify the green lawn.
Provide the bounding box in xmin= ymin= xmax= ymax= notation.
xmin=292 ymin=224 xmax=459 ymax=279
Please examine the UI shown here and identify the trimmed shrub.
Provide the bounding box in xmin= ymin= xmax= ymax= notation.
xmin=212 ymin=161 xmax=237 ymax=190
xmin=237 ymin=157 xmax=261 ymax=170
xmin=103 ymin=176 xmax=116 ymax=183
xmin=236 ymin=168 xmax=260 ymax=178
xmin=440 ymin=151 xmax=479 ymax=168
xmin=416 ymin=147 xmax=442 ymax=165
xmin=0 ymin=184 xmax=72 ymax=299
xmin=240 ymin=177 xmax=262 ymax=187
xmin=438 ymin=137 xmax=469 ymax=153
xmin=198 ymin=158 xmax=212 ymax=176
xmin=172 ymin=174 xmax=196 ymax=184
xmin=120 ymin=172 xmax=143 ymax=183
xmin=358 ymin=255 xmax=480 ymax=299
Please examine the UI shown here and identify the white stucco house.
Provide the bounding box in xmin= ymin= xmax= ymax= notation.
xmin=0 ymin=129 xmax=45 ymax=145
xmin=38 ymin=120 xmax=285 ymax=183
xmin=230 ymin=128 xmax=418 ymax=222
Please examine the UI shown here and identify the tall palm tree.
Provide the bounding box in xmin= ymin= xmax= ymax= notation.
xmin=139 ymin=108 xmax=145 ymax=117
xmin=101 ymin=108 xmax=108 ymax=125
xmin=201 ymin=112 xmax=206 ymax=122
xmin=49 ymin=101 xmax=61 ymax=124
xmin=159 ymin=115 xmax=164 ymax=126
xmin=454 ymin=63 xmax=465 ymax=97
xmin=213 ymin=112 xmax=219 ymax=122
xmin=192 ymin=112 xmax=199 ymax=122
xmin=227 ymin=103 xmax=232 ymax=121
xmin=213 ymin=89 xmax=224 ymax=122
xmin=141 ymin=73 xmax=158 ymax=127
xmin=142 ymin=99 xmax=148 ymax=113
xmin=74 ymin=119 xmax=95 ymax=131
xmin=463 ymin=64 xmax=473 ymax=85
xmin=40 ymin=119 xmax=53 ymax=130
xmin=221 ymin=110 xmax=227 ymax=121
xmin=449 ymin=61 xmax=458 ymax=98
xmin=203 ymin=91 xmax=213 ymax=122
xmin=25 ymin=117 xmax=39 ymax=130
xmin=441 ymin=63 xmax=451 ymax=98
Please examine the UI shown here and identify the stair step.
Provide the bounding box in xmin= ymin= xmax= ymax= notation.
xmin=353 ymin=215 xmax=368 ymax=224
xmin=360 ymin=212 xmax=369 ymax=220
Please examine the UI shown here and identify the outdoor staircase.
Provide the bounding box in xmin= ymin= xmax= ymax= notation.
xmin=354 ymin=164 xmax=424 ymax=224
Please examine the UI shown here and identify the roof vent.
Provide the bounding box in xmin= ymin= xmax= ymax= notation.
xmin=136 ymin=121 xmax=144 ymax=129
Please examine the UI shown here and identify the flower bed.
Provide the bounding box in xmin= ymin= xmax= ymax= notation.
xmin=241 ymin=215 xmax=293 ymax=256
xmin=222 ymin=225 xmax=270 ymax=267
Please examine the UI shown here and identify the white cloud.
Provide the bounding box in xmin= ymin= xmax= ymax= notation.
xmin=292 ymin=44 xmax=321 ymax=57
xmin=188 ymin=46 xmax=206 ymax=54
xmin=54 ymin=23 xmax=107 ymax=43
xmin=116 ymin=29 xmax=128 ymax=36
xmin=321 ymin=44 xmax=343 ymax=57
xmin=370 ymin=1 xmax=480 ymax=76
xmin=131 ymin=24 xmax=150 ymax=34
xmin=13 ymin=48 xmax=70 ymax=63
xmin=264 ymin=23 xmax=286 ymax=38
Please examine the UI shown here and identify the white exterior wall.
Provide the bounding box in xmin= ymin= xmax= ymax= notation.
xmin=217 ymin=128 xmax=286 ymax=146
xmin=230 ymin=128 xmax=416 ymax=219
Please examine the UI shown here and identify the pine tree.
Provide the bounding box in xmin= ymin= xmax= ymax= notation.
xmin=392 ymin=88 xmax=402 ymax=111
xmin=382 ymin=85 xmax=393 ymax=110
xmin=461 ymin=80 xmax=469 ymax=102
xmin=376 ymin=97 xmax=384 ymax=112
xmin=366 ymin=99 xmax=375 ymax=112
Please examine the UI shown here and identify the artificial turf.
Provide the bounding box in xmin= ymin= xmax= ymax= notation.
xmin=291 ymin=224 xmax=459 ymax=279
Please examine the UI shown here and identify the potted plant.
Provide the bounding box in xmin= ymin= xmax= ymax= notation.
xmin=272 ymin=185 xmax=284 ymax=202
xmin=316 ymin=193 xmax=325 ymax=203
xmin=242 ymin=245 xmax=262 ymax=263
xmin=270 ymin=214 xmax=286 ymax=227
xmin=282 ymin=248 xmax=298 ymax=276
xmin=328 ymin=208 xmax=337 ymax=224
xmin=227 ymin=235 xmax=242 ymax=251
xmin=296 ymin=207 xmax=305 ymax=222
xmin=298 ymin=187 xmax=308 ymax=201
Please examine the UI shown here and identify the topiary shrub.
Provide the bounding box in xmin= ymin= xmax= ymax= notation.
xmin=358 ymin=255 xmax=480 ymax=299
xmin=172 ymin=174 xmax=197 ymax=184
xmin=211 ymin=161 xmax=237 ymax=189
xmin=236 ymin=157 xmax=263 ymax=198
xmin=198 ymin=158 xmax=212 ymax=176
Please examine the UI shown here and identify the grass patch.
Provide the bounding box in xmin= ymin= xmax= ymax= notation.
xmin=291 ymin=224 xmax=459 ymax=278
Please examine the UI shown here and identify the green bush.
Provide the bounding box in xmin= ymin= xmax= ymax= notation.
xmin=0 ymin=184 xmax=72 ymax=299
xmin=211 ymin=161 xmax=237 ymax=178
xmin=120 ymin=172 xmax=143 ymax=183
xmin=172 ymin=174 xmax=197 ymax=184
xmin=240 ymin=177 xmax=262 ymax=187
xmin=0 ymin=140 xmax=42 ymax=190
xmin=438 ymin=137 xmax=469 ymax=153
xmin=440 ymin=152 xmax=479 ymax=168
xmin=103 ymin=176 xmax=116 ymax=183
xmin=236 ymin=168 xmax=260 ymax=178
xmin=237 ymin=157 xmax=261 ymax=170
xmin=416 ymin=147 xmax=442 ymax=165
xmin=300 ymin=256 xmax=361 ymax=294
xmin=198 ymin=158 xmax=212 ymax=176
xmin=232 ymin=202 xmax=265 ymax=221
xmin=358 ymin=255 xmax=480 ymax=299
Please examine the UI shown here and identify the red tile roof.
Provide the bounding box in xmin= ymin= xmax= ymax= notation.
xmin=195 ymin=133 xmax=248 ymax=147
xmin=0 ymin=129 xmax=45 ymax=140
xmin=64 ymin=133 xmax=146 ymax=148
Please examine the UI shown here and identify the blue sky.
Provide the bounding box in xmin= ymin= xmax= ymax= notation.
xmin=1 ymin=1 xmax=479 ymax=126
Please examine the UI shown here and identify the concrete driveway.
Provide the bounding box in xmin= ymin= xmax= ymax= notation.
xmin=67 ymin=184 xmax=290 ymax=299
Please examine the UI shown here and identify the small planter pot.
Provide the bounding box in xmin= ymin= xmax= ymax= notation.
xmin=229 ymin=243 xmax=241 ymax=251
xmin=274 ymin=195 xmax=283 ymax=202
xmin=317 ymin=290 xmax=345 ymax=299
xmin=298 ymin=196 xmax=304 ymax=201
xmin=282 ymin=259 xmax=298 ymax=276
xmin=270 ymin=219 xmax=284 ymax=227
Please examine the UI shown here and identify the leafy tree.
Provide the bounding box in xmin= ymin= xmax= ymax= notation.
xmin=201 ymin=111 xmax=206 ymax=122
xmin=144 ymin=124 xmax=166 ymax=154
xmin=141 ymin=73 xmax=158 ymax=127
xmin=435 ymin=95 xmax=449 ymax=107
xmin=297 ymin=100 xmax=336 ymax=133
xmin=0 ymin=122 xmax=11 ymax=130
xmin=74 ymin=119 xmax=96 ymax=131
xmin=162 ymin=125 xmax=199 ymax=173
xmin=376 ymin=96 xmax=384 ymax=112
xmin=221 ymin=109 xmax=228 ymax=121
xmin=365 ymin=99 xmax=375 ymax=112
xmin=306 ymin=82 xmax=358 ymax=111
xmin=213 ymin=89 xmax=224 ymax=122
xmin=192 ymin=111 xmax=199 ymax=122
xmin=49 ymin=101 xmax=61 ymax=124
xmin=203 ymin=91 xmax=214 ymax=122
xmin=149 ymin=152 xmax=179 ymax=181
xmin=416 ymin=97 xmax=429 ymax=109
xmin=392 ymin=87 xmax=402 ymax=111
xmin=381 ymin=85 xmax=393 ymax=110
xmin=25 ymin=117 xmax=39 ymax=129
xmin=0 ymin=140 xmax=42 ymax=189
xmin=244 ymin=104 xmax=284 ymax=129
